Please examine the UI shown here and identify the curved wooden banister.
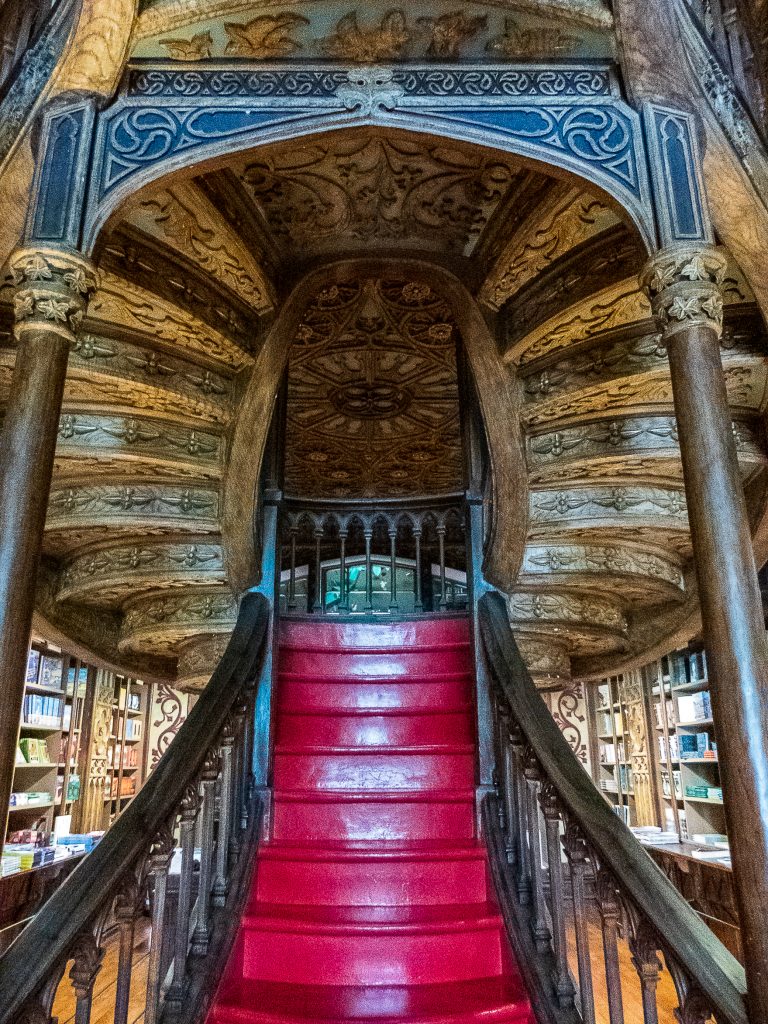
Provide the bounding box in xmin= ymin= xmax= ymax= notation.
xmin=478 ymin=590 xmax=748 ymax=1024
xmin=0 ymin=591 xmax=270 ymax=1024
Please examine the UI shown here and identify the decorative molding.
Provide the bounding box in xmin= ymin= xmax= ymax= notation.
xmin=521 ymin=542 xmax=684 ymax=591
xmin=59 ymin=541 xmax=225 ymax=606
xmin=124 ymin=181 xmax=274 ymax=311
xmin=521 ymin=357 xmax=768 ymax=430
xmin=640 ymin=243 xmax=728 ymax=340
xmin=529 ymin=485 xmax=689 ymax=528
xmin=119 ymin=589 xmax=238 ymax=654
xmin=89 ymin=271 xmax=252 ymax=371
xmin=56 ymin=413 xmax=222 ymax=468
xmin=481 ymin=185 xmax=619 ymax=309
xmin=10 ymin=249 xmax=97 ymax=344
xmin=515 ymin=631 xmax=571 ymax=681
xmin=45 ymin=484 xmax=220 ymax=533
xmin=507 ymin=590 xmax=627 ymax=633
xmin=527 ymin=414 xmax=764 ymax=469
xmin=125 ymin=64 xmax=615 ymax=99
xmin=176 ymin=634 xmax=230 ymax=691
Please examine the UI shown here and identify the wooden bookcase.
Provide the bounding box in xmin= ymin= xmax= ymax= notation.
xmin=588 ymin=643 xmax=727 ymax=843
xmin=8 ymin=639 xmax=151 ymax=841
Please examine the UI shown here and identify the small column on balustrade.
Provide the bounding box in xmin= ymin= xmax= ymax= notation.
xmin=0 ymin=248 xmax=96 ymax=837
xmin=640 ymin=243 xmax=768 ymax=1022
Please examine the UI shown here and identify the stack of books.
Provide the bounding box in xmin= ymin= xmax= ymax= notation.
xmin=676 ymin=691 xmax=712 ymax=723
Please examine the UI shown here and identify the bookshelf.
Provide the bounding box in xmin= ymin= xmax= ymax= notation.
xmin=589 ymin=644 xmax=728 ymax=845
xmin=103 ymin=675 xmax=148 ymax=827
xmin=590 ymin=675 xmax=636 ymax=827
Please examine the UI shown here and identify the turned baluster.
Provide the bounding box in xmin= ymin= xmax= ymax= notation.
xmin=192 ymin=750 xmax=219 ymax=955
xmin=413 ymin=527 xmax=423 ymax=612
xmin=113 ymin=872 xmax=143 ymax=1024
xmin=312 ymin=527 xmax=323 ymax=613
xmin=228 ymin=700 xmax=248 ymax=865
xmin=388 ymin=525 xmax=398 ymax=612
xmin=437 ymin=524 xmax=447 ymax=611
xmin=594 ymin=866 xmax=626 ymax=1024
xmin=627 ymin=909 xmax=662 ymax=1024
xmin=364 ymin=527 xmax=373 ymax=612
xmin=539 ymin=784 xmax=575 ymax=1008
xmin=562 ymin=821 xmax=596 ymax=1024
xmin=144 ymin=826 xmax=174 ymax=1024
xmin=287 ymin=526 xmax=298 ymax=611
xmin=240 ymin=690 xmax=256 ymax=830
xmin=508 ymin=726 xmax=531 ymax=904
xmin=523 ymin=751 xmax=551 ymax=952
xmin=213 ymin=719 xmax=235 ymax=907
xmin=69 ymin=931 xmax=104 ymax=1024
xmin=339 ymin=528 xmax=348 ymax=612
xmin=500 ymin=710 xmax=518 ymax=866
xmin=167 ymin=786 xmax=200 ymax=1012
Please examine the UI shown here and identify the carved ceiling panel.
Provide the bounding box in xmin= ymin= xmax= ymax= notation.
xmin=284 ymin=276 xmax=463 ymax=498
xmin=229 ymin=131 xmax=540 ymax=264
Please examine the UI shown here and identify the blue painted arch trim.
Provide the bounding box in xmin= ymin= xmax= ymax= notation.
xmin=79 ymin=66 xmax=658 ymax=253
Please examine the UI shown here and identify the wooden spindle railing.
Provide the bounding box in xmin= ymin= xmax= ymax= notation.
xmin=478 ymin=591 xmax=749 ymax=1024
xmin=0 ymin=592 xmax=270 ymax=1024
xmin=280 ymin=496 xmax=467 ymax=615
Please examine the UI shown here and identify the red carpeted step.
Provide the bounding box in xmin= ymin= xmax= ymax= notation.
xmin=254 ymin=841 xmax=490 ymax=906
xmin=275 ymin=709 xmax=475 ymax=748
xmin=235 ymin=903 xmax=506 ymax=986
xmin=273 ymin=747 xmax=475 ymax=791
xmin=271 ymin=788 xmax=476 ymax=842
xmin=210 ymin=976 xmax=533 ymax=1024
xmin=207 ymin=616 xmax=533 ymax=1024
xmin=276 ymin=674 xmax=472 ymax=713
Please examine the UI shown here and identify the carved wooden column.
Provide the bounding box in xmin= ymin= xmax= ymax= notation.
xmin=641 ymin=243 xmax=768 ymax=1021
xmin=0 ymin=248 xmax=96 ymax=836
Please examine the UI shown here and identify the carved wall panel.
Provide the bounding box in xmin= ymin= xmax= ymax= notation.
xmin=133 ymin=2 xmax=614 ymax=63
xmin=146 ymin=684 xmax=192 ymax=771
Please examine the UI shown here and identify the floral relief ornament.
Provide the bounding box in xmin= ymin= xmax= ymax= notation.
xmin=9 ymin=248 xmax=98 ymax=340
xmin=640 ymin=244 xmax=728 ymax=340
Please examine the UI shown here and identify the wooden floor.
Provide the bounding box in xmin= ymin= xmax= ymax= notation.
xmin=566 ymin=909 xmax=680 ymax=1024
xmin=45 ymin=908 xmax=682 ymax=1024
xmin=51 ymin=920 xmax=151 ymax=1024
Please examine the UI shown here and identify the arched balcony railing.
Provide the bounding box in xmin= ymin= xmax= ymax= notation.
xmin=279 ymin=496 xmax=467 ymax=616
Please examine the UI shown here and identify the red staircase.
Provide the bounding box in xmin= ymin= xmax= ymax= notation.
xmin=208 ymin=616 xmax=533 ymax=1024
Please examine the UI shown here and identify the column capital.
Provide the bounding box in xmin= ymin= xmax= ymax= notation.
xmin=639 ymin=243 xmax=728 ymax=341
xmin=10 ymin=247 xmax=98 ymax=345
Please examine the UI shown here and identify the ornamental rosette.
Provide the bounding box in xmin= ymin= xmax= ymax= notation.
xmin=9 ymin=248 xmax=98 ymax=342
xmin=639 ymin=244 xmax=728 ymax=340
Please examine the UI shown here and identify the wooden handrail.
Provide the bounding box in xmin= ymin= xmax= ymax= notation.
xmin=478 ymin=590 xmax=748 ymax=1024
xmin=0 ymin=591 xmax=270 ymax=1023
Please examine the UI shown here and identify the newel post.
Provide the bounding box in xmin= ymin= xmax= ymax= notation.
xmin=640 ymin=243 xmax=768 ymax=1020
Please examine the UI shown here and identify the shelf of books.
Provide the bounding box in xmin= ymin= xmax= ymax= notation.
xmin=5 ymin=639 xmax=151 ymax=879
xmin=649 ymin=646 xmax=725 ymax=843
xmin=591 ymin=675 xmax=636 ymax=827
xmin=588 ymin=643 xmax=728 ymax=865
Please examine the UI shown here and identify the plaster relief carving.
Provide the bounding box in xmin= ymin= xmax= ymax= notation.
xmin=521 ymin=543 xmax=684 ymax=590
xmin=125 ymin=183 xmax=274 ymax=312
xmin=120 ymin=589 xmax=238 ymax=655
xmin=224 ymin=14 xmax=309 ymax=57
xmin=529 ymin=485 xmax=688 ymax=528
xmin=90 ymin=273 xmax=252 ymax=371
xmin=236 ymin=132 xmax=523 ymax=259
xmin=323 ymin=11 xmax=411 ymax=61
xmin=45 ymin=484 xmax=220 ymax=533
xmin=55 ymin=413 xmax=222 ymax=469
xmin=159 ymin=31 xmax=214 ymax=60
xmin=482 ymin=187 xmax=619 ymax=309
xmin=486 ymin=17 xmax=579 ymax=58
xmin=507 ymin=590 xmax=627 ymax=633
